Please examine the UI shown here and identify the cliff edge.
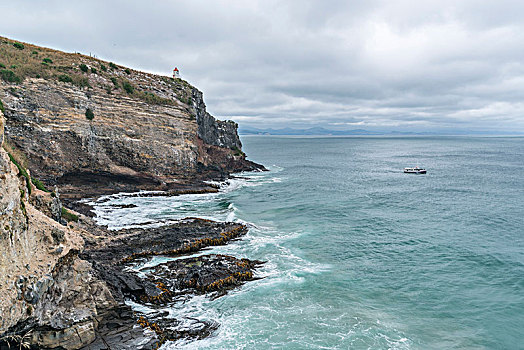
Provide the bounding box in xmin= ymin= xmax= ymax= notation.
xmin=0 ymin=37 xmax=265 ymax=349
xmin=0 ymin=36 xmax=264 ymax=200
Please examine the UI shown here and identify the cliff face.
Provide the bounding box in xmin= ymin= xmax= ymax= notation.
xmin=0 ymin=112 xmax=116 ymax=349
xmin=0 ymin=36 xmax=263 ymax=198
xmin=191 ymin=88 xmax=242 ymax=149
xmin=0 ymin=37 xmax=265 ymax=349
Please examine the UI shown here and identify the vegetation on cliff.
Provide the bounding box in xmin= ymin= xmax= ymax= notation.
xmin=0 ymin=36 xmax=194 ymax=107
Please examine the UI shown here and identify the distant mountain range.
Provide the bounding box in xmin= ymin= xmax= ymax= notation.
xmin=239 ymin=127 xmax=381 ymax=135
xmin=239 ymin=127 xmax=523 ymax=136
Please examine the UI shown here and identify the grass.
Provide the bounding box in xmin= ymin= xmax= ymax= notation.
xmin=31 ymin=177 xmax=50 ymax=192
xmin=61 ymin=207 xmax=79 ymax=222
xmin=0 ymin=36 xmax=183 ymax=106
xmin=231 ymin=146 xmax=245 ymax=157
xmin=7 ymin=152 xmax=32 ymax=195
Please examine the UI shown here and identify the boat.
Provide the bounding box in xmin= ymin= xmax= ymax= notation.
xmin=404 ymin=166 xmax=426 ymax=174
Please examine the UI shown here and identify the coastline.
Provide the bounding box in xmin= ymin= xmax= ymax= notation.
xmin=72 ymin=178 xmax=264 ymax=349
xmin=0 ymin=36 xmax=266 ymax=349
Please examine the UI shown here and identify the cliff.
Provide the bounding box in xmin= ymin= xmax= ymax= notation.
xmin=0 ymin=37 xmax=265 ymax=349
xmin=0 ymin=111 xmax=118 ymax=349
xmin=0 ymin=36 xmax=263 ymax=199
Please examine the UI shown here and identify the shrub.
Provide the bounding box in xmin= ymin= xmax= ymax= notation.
xmin=79 ymin=63 xmax=88 ymax=73
xmin=231 ymin=146 xmax=245 ymax=157
xmin=13 ymin=42 xmax=24 ymax=50
xmin=72 ymin=76 xmax=91 ymax=88
xmin=31 ymin=177 xmax=50 ymax=192
xmin=85 ymin=108 xmax=94 ymax=120
xmin=139 ymin=91 xmax=173 ymax=105
xmin=58 ymin=74 xmax=73 ymax=83
xmin=42 ymin=58 xmax=53 ymax=64
xmin=10 ymin=65 xmax=16 ymax=69
xmin=100 ymin=64 xmax=107 ymax=72
xmin=61 ymin=207 xmax=79 ymax=222
xmin=109 ymin=62 xmax=117 ymax=69
xmin=0 ymin=63 xmax=5 ymax=69
xmin=124 ymin=68 xmax=131 ymax=74
xmin=91 ymin=67 xmax=97 ymax=74
xmin=122 ymin=81 xmax=134 ymax=94
xmin=0 ymin=99 xmax=4 ymax=114
xmin=0 ymin=69 xmax=22 ymax=83
xmin=32 ymin=50 xmax=38 ymax=55
xmin=110 ymin=77 xmax=118 ymax=87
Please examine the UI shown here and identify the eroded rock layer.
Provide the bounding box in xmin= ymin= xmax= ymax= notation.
xmin=0 ymin=36 xmax=264 ymax=198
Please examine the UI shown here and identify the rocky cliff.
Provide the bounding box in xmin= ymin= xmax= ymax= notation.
xmin=0 ymin=37 xmax=265 ymax=349
xmin=0 ymin=111 xmax=118 ymax=349
xmin=0 ymin=36 xmax=263 ymax=199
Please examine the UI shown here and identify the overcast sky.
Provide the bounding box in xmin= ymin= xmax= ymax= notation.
xmin=2 ymin=1 xmax=524 ymax=132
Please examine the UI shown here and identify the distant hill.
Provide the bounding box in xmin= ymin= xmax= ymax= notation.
xmin=239 ymin=127 xmax=381 ymax=135
xmin=239 ymin=127 xmax=523 ymax=136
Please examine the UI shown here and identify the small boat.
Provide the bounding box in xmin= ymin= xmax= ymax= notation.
xmin=404 ymin=166 xmax=426 ymax=174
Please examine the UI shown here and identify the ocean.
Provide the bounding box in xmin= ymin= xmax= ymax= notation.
xmin=91 ymin=136 xmax=524 ymax=349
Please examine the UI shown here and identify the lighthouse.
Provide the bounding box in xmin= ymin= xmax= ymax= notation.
xmin=173 ymin=67 xmax=180 ymax=78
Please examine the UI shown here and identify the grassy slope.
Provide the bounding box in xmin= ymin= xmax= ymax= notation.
xmin=0 ymin=36 xmax=194 ymax=106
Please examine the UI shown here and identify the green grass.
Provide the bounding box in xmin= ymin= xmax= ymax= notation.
xmin=61 ymin=207 xmax=79 ymax=222
xmin=7 ymin=152 xmax=32 ymax=194
xmin=31 ymin=177 xmax=50 ymax=192
xmin=231 ymin=146 xmax=245 ymax=157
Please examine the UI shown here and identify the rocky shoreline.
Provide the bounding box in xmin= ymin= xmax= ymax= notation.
xmin=0 ymin=36 xmax=266 ymax=349
xmin=79 ymin=212 xmax=264 ymax=349
xmin=2 ymin=184 xmax=265 ymax=350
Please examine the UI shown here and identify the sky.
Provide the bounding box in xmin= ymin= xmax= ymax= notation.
xmin=2 ymin=0 xmax=524 ymax=133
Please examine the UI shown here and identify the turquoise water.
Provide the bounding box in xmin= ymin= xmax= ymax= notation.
xmin=92 ymin=136 xmax=524 ymax=349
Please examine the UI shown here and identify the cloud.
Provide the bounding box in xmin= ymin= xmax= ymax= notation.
xmin=2 ymin=0 xmax=524 ymax=132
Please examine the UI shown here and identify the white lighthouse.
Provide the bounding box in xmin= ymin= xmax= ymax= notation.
xmin=173 ymin=67 xmax=180 ymax=78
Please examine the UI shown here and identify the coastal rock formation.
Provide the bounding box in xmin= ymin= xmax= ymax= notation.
xmin=0 ymin=36 xmax=264 ymax=200
xmin=0 ymin=112 xmax=117 ymax=349
xmin=0 ymin=37 xmax=265 ymax=349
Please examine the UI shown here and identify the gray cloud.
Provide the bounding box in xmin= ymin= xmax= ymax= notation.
xmin=2 ymin=0 xmax=524 ymax=132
